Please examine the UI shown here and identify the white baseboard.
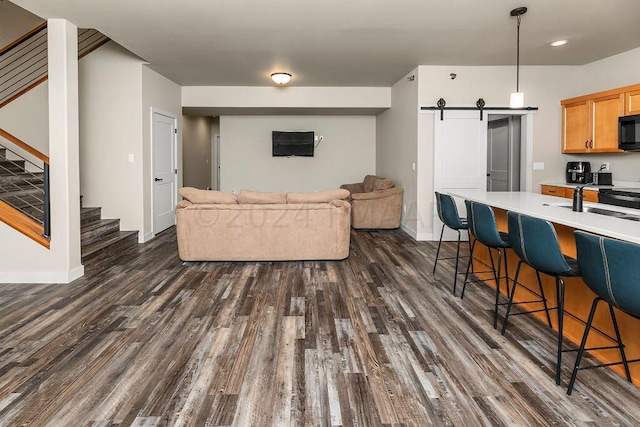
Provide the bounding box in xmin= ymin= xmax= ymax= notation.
xmin=0 ymin=265 xmax=85 ymax=284
xmin=400 ymin=223 xmax=417 ymax=239
xmin=401 ymin=224 xmax=435 ymax=241
xmin=140 ymin=232 xmax=154 ymax=243
xmin=416 ymin=232 xmax=434 ymax=241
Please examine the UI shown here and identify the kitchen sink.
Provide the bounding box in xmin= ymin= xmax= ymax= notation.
xmin=549 ymin=204 xmax=640 ymax=221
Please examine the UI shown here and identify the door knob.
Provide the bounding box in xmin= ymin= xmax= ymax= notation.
xmin=155 ymin=177 xmax=163 ymax=182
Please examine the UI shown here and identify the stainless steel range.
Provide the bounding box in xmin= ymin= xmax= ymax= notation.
xmin=598 ymin=188 xmax=640 ymax=209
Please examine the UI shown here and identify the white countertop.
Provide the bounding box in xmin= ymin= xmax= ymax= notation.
xmin=447 ymin=191 xmax=640 ymax=245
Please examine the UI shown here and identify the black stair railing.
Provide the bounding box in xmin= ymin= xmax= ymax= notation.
xmin=0 ymin=128 xmax=50 ymax=238
xmin=1 ymin=23 xmax=110 ymax=108
xmin=0 ymin=23 xmax=110 ymax=243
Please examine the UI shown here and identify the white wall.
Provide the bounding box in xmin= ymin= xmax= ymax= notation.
xmin=79 ymin=41 xmax=144 ymax=235
xmin=376 ymin=68 xmax=419 ymax=236
xmin=142 ymin=66 xmax=182 ymax=241
xmin=0 ymin=1 xmax=43 ymax=48
xmin=0 ymin=83 xmax=49 ymax=157
xmin=563 ymin=47 xmax=640 ymax=183
xmin=211 ymin=116 xmax=220 ymax=190
xmin=220 ymin=116 xmax=375 ymax=193
xmin=183 ymin=86 xmax=390 ymax=110
xmin=414 ymin=65 xmax=583 ymax=238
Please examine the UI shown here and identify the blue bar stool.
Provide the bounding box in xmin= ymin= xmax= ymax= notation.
xmin=567 ymin=231 xmax=640 ymax=395
xmin=501 ymin=211 xmax=579 ymax=385
xmin=462 ymin=200 xmax=511 ymax=329
xmin=433 ymin=192 xmax=469 ymax=294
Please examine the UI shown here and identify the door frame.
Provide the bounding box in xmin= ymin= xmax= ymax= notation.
xmin=150 ymin=107 xmax=178 ymax=240
xmin=431 ymin=109 xmax=534 ymax=241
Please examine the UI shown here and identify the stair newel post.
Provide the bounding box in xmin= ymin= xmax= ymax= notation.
xmin=43 ymin=162 xmax=51 ymax=238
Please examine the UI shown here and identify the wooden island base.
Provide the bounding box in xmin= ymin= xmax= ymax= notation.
xmin=471 ymin=207 xmax=640 ymax=387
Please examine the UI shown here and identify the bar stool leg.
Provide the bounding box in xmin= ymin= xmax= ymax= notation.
xmin=452 ymin=230 xmax=462 ymax=295
xmin=493 ymin=249 xmax=502 ymax=329
xmin=610 ymin=304 xmax=632 ymax=382
xmin=461 ymin=239 xmax=477 ymax=298
xmin=537 ymin=271 xmax=553 ymax=328
xmin=567 ymin=297 xmax=600 ymax=395
xmin=433 ymin=224 xmax=446 ymax=274
xmin=555 ymin=276 xmax=566 ymax=385
xmin=501 ymin=260 xmax=523 ymax=335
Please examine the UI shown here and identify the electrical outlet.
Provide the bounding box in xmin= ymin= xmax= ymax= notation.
xmin=602 ymin=162 xmax=610 ymax=171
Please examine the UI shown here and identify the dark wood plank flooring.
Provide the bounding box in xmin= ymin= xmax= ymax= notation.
xmin=1 ymin=227 xmax=639 ymax=426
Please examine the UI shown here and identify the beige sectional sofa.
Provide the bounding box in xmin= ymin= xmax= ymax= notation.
xmin=175 ymin=187 xmax=351 ymax=261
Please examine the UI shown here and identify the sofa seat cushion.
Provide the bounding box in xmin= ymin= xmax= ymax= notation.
xmin=287 ymin=189 xmax=350 ymax=204
xmin=179 ymin=187 xmax=238 ymax=204
xmin=238 ymin=190 xmax=287 ymax=204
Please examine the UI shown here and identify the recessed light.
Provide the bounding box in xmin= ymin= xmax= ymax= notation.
xmin=550 ymin=39 xmax=569 ymax=47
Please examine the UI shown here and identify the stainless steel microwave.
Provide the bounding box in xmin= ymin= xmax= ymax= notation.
xmin=619 ymin=114 xmax=640 ymax=151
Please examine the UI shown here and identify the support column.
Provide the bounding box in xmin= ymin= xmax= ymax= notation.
xmin=48 ymin=19 xmax=83 ymax=281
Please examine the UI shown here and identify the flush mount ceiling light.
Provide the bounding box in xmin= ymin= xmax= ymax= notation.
xmin=271 ymin=72 xmax=292 ymax=85
xmin=509 ymin=6 xmax=527 ymax=109
xmin=550 ymin=39 xmax=569 ymax=47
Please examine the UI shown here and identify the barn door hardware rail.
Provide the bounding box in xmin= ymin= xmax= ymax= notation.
xmin=421 ymin=98 xmax=538 ymax=120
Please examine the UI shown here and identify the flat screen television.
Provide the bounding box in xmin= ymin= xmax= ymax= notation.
xmin=272 ymin=131 xmax=314 ymax=157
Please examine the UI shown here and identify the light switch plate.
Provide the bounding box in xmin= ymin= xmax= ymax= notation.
xmin=533 ymin=162 xmax=544 ymax=171
xmin=128 ymin=154 xmax=134 ymax=163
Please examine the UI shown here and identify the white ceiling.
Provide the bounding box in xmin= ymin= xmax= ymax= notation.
xmin=11 ymin=0 xmax=640 ymax=87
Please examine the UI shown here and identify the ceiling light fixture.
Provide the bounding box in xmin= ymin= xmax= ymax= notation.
xmin=550 ymin=39 xmax=569 ymax=47
xmin=509 ymin=6 xmax=527 ymax=109
xmin=271 ymin=72 xmax=292 ymax=85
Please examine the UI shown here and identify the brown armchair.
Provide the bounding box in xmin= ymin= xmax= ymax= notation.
xmin=340 ymin=175 xmax=403 ymax=229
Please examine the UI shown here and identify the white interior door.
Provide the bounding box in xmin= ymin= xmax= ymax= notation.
xmin=153 ymin=110 xmax=177 ymax=235
xmin=433 ymin=110 xmax=488 ymax=241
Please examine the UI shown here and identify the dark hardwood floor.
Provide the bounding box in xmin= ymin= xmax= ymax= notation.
xmin=1 ymin=227 xmax=639 ymax=426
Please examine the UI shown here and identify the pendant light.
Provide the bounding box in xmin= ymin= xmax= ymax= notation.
xmin=510 ymin=7 xmax=527 ymax=108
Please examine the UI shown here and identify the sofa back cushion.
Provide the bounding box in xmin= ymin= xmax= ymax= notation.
xmin=373 ymin=178 xmax=394 ymax=191
xmin=363 ymin=175 xmax=394 ymax=193
xmin=179 ymin=187 xmax=238 ymax=204
xmin=287 ymin=189 xmax=350 ymax=204
xmin=238 ymin=189 xmax=287 ymax=204
xmin=363 ymin=175 xmax=378 ymax=193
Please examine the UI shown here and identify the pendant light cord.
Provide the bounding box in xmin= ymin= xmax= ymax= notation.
xmin=516 ymin=14 xmax=521 ymax=92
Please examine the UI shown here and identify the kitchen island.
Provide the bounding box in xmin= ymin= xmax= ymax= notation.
xmin=448 ymin=190 xmax=640 ymax=387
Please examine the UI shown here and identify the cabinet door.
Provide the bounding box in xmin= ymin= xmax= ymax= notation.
xmin=625 ymin=89 xmax=640 ymax=115
xmin=591 ymin=94 xmax=624 ymax=152
xmin=541 ymin=185 xmax=566 ymax=197
xmin=564 ymin=188 xmax=598 ymax=202
xmin=583 ymin=190 xmax=599 ymax=202
xmin=562 ymin=101 xmax=590 ymax=153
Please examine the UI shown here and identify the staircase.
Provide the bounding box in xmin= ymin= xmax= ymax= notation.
xmin=0 ymin=146 xmax=137 ymax=260
xmin=80 ymin=206 xmax=138 ymax=261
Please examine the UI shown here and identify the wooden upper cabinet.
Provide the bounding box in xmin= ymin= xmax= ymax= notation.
xmin=562 ymin=100 xmax=590 ymax=153
xmin=591 ymin=93 xmax=624 ymax=152
xmin=625 ymin=89 xmax=640 ymax=115
xmin=561 ymin=84 xmax=639 ymax=154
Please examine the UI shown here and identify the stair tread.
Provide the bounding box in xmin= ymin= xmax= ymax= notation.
xmin=81 ymin=218 xmax=120 ymax=233
xmin=81 ymin=230 xmax=138 ymax=259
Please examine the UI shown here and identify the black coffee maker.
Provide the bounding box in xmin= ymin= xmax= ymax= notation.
xmin=566 ymin=161 xmax=591 ymax=184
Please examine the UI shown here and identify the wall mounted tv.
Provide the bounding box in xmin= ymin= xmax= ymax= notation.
xmin=272 ymin=131 xmax=315 ymax=157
